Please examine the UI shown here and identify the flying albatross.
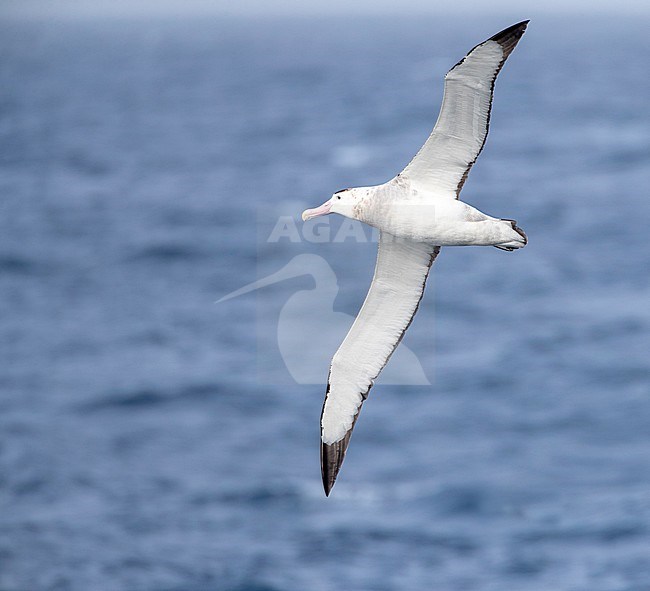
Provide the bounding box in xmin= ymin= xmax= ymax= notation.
xmin=301 ymin=21 xmax=529 ymax=496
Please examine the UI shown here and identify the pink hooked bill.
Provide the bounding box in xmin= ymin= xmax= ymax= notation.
xmin=301 ymin=199 xmax=332 ymax=221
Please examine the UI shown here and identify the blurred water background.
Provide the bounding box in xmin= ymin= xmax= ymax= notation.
xmin=1 ymin=12 xmax=649 ymax=591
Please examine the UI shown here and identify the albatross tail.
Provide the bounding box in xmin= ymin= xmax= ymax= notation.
xmin=494 ymin=219 xmax=528 ymax=251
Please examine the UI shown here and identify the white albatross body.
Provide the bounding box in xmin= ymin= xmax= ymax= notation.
xmin=301 ymin=21 xmax=530 ymax=495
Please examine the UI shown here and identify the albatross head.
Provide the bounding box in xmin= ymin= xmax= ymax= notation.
xmin=302 ymin=189 xmax=358 ymax=221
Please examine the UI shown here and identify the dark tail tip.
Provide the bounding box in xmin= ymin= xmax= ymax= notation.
xmin=494 ymin=219 xmax=528 ymax=251
xmin=510 ymin=220 xmax=528 ymax=245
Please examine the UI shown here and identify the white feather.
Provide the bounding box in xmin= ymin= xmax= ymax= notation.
xmin=321 ymin=233 xmax=437 ymax=444
xmin=401 ymin=40 xmax=505 ymax=197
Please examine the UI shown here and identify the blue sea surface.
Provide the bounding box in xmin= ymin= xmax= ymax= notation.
xmin=1 ymin=13 xmax=649 ymax=591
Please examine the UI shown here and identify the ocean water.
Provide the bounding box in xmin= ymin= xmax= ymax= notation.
xmin=1 ymin=13 xmax=649 ymax=591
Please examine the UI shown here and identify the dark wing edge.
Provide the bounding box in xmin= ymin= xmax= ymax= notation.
xmin=320 ymin=244 xmax=441 ymax=497
xmin=320 ymin=380 xmax=366 ymax=497
xmin=453 ymin=20 xmax=529 ymax=196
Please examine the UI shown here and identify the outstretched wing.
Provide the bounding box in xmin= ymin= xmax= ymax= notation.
xmin=320 ymin=233 xmax=440 ymax=495
xmin=401 ymin=20 xmax=528 ymax=198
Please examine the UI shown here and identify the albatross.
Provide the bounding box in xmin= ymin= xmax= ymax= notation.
xmin=301 ymin=21 xmax=529 ymax=496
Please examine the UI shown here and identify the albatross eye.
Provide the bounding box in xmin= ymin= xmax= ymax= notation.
xmin=337 ymin=195 xmax=341 ymax=200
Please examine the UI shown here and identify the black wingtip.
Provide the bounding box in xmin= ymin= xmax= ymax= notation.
xmin=491 ymin=20 xmax=530 ymax=41
xmin=321 ymin=444 xmax=336 ymax=496
xmin=488 ymin=20 xmax=529 ymax=61
xmin=490 ymin=21 xmax=529 ymax=48
xmin=449 ymin=20 xmax=529 ymax=76
xmin=321 ymin=438 xmax=346 ymax=497
xmin=320 ymin=378 xmax=370 ymax=497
